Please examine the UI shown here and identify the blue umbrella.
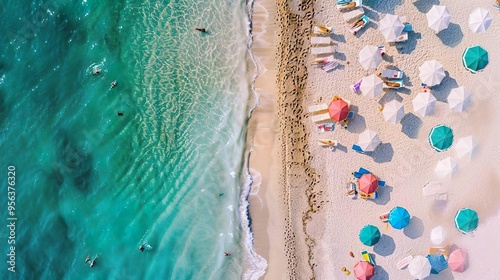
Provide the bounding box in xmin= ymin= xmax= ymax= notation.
xmin=388 ymin=206 xmax=410 ymax=229
xmin=427 ymin=254 xmax=448 ymax=274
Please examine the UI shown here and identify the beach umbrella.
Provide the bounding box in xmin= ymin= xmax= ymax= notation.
xmin=379 ymin=14 xmax=404 ymax=42
xmin=422 ymin=181 xmax=444 ymax=197
xmin=382 ymin=100 xmax=404 ymax=124
xmin=448 ymin=86 xmax=472 ymax=112
xmin=429 ymin=125 xmax=454 ymax=152
xmin=388 ymin=206 xmax=410 ymax=229
xmin=419 ymin=60 xmax=446 ymax=87
xmin=426 ymin=5 xmax=451 ymax=33
xmin=448 ymin=248 xmax=468 ymax=272
xmin=328 ymin=98 xmax=350 ymax=122
xmin=430 ymin=226 xmax=447 ymax=245
xmin=455 ymin=136 xmax=479 ymax=159
xmin=427 ymin=254 xmax=448 ymax=274
xmin=468 ymin=8 xmax=492 ymax=33
xmin=354 ymin=261 xmax=375 ymax=280
xmin=435 ymin=157 xmax=458 ymax=178
xmin=412 ymin=92 xmax=437 ymax=116
xmin=360 ymin=74 xmax=384 ymax=98
xmin=359 ymin=45 xmax=383 ymax=70
xmin=357 ymin=129 xmax=381 ymax=152
xmin=359 ymin=225 xmax=381 ymax=246
xmin=455 ymin=208 xmax=479 ymax=234
xmin=359 ymin=173 xmax=379 ymax=195
xmin=462 ymin=45 xmax=489 ymax=73
xmin=408 ymin=255 xmax=432 ymax=279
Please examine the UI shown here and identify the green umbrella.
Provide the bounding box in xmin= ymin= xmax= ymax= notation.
xmin=359 ymin=224 xmax=381 ymax=246
xmin=429 ymin=125 xmax=454 ymax=152
xmin=462 ymin=45 xmax=489 ymax=73
xmin=455 ymin=208 xmax=479 ymax=234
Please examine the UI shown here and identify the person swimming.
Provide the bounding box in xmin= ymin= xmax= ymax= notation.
xmin=117 ymin=112 xmax=124 ymax=116
xmin=92 ymin=68 xmax=101 ymax=75
xmin=89 ymin=256 xmax=98 ymax=268
xmin=84 ymin=255 xmax=90 ymax=263
xmin=216 ymin=193 xmax=224 ymax=197
xmin=111 ymin=80 xmax=117 ymax=88
xmin=194 ymin=28 xmax=206 ymax=33
xmin=224 ymin=252 xmax=231 ymax=256
xmin=139 ymin=243 xmax=146 ymax=252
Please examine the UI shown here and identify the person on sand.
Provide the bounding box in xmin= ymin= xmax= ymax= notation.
xmin=195 ymin=28 xmax=206 ymax=33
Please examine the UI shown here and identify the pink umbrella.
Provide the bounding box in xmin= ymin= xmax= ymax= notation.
xmin=354 ymin=261 xmax=374 ymax=280
xmin=448 ymin=248 xmax=468 ymax=272
xmin=359 ymin=174 xmax=379 ymax=195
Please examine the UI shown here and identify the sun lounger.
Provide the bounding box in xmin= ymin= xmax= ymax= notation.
xmin=311 ymin=112 xmax=331 ymax=123
xmin=378 ymin=45 xmax=386 ymax=56
xmin=381 ymin=69 xmax=403 ymax=79
xmin=352 ymin=144 xmax=364 ymax=153
xmin=347 ymin=111 xmax=354 ymax=119
xmin=313 ymin=24 xmax=332 ymax=35
xmin=318 ymin=123 xmax=335 ymax=133
xmin=311 ymin=46 xmax=336 ymax=55
xmin=430 ymin=246 xmax=450 ymax=257
xmin=403 ymin=23 xmax=413 ymax=32
xmin=308 ymin=103 xmax=328 ymax=114
xmin=379 ymin=211 xmax=390 ymax=222
xmin=397 ymin=256 xmax=413 ymax=270
xmin=378 ymin=180 xmax=386 ymax=187
xmin=394 ymin=32 xmax=408 ymax=43
xmin=353 ymin=171 xmax=362 ymax=178
xmin=494 ymin=4 xmax=500 ymax=9
xmin=346 ymin=182 xmax=357 ymax=198
xmin=383 ymin=79 xmax=404 ymax=89
xmin=343 ymin=7 xmax=365 ymax=23
xmin=311 ymin=37 xmax=333 ymax=45
xmin=322 ymin=61 xmax=339 ymax=72
xmin=358 ymin=167 xmax=370 ymax=174
xmin=361 ymin=251 xmax=374 ymax=265
xmin=349 ymin=15 xmax=370 ymax=35
xmin=317 ymin=139 xmax=338 ymax=147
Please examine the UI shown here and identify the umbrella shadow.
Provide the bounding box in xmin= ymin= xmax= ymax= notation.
xmin=372 ymin=143 xmax=394 ymax=163
xmin=334 ymin=51 xmax=347 ymax=61
xmin=371 ymin=265 xmax=389 ymax=280
xmin=334 ymin=143 xmax=349 ymax=153
xmin=374 ymin=185 xmax=393 ymax=205
xmin=431 ymin=197 xmax=449 ymax=212
xmin=403 ymin=216 xmax=425 ymax=239
xmin=331 ymin=33 xmax=346 ymax=43
xmin=373 ymin=234 xmax=396 ymax=256
xmin=364 ymin=8 xmax=380 ymax=22
xmin=347 ymin=109 xmax=367 ymax=134
xmin=425 ymin=269 xmax=455 ymax=280
xmin=431 ymin=72 xmax=458 ymax=102
xmin=365 ymin=0 xmax=403 ymax=14
xmin=437 ymin=23 xmax=463 ymax=47
xmin=413 ymin=0 xmax=439 ymax=13
xmin=400 ymin=113 xmax=422 ymax=139
xmin=379 ymin=91 xmax=404 ymax=105
xmin=395 ymin=32 xmax=421 ymax=54
xmin=355 ymin=21 xmax=377 ymax=38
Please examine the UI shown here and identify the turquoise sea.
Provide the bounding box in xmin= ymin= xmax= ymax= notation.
xmin=0 ymin=0 xmax=265 ymax=279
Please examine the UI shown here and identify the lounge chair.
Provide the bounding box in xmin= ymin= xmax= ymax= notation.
xmin=379 ymin=211 xmax=390 ymax=222
xmin=383 ymin=79 xmax=404 ymax=89
xmin=337 ymin=0 xmax=362 ymax=11
xmin=350 ymin=15 xmax=370 ymax=35
xmin=322 ymin=61 xmax=339 ymax=72
xmin=343 ymin=7 xmax=365 ymax=23
xmin=353 ymin=171 xmax=362 ymax=178
xmin=311 ymin=36 xmax=333 ymax=45
xmin=346 ymin=182 xmax=357 ymax=198
xmin=313 ymin=24 xmax=332 ymax=35
xmin=311 ymin=46 xmax=336 ymax=55
xmin=308 ymin=103 xmax=328 ymax=113
xmin=311 ymin=112 xmax=331 ymax=123
xmin=403 ymin=23 xmax=413 ymax=32
xmin=378 ymin=180 xmax=386 ymax=187
xmin=347 ymin=111 xmax=354 ymax=119
xmin=358 ymin=167 xmax=370 ymax=174
xmin=352 ymin=144 xmax=364 ymax=153
xmin=396 ymin=256 xmax=414 ymax=270
xmin=381 ymin=69 xmax=403 ymax=79
xmin=361 ymin=251 xmax=374 ymax=265
xmin=378 ymin=45 xmax=386 ymax=56
xmin=394 ymin=32 xmax=408 ymax=43
xmin=350 ymin=79 xmax=362 ymax=93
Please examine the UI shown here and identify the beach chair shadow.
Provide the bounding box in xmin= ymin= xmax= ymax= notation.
xmin=365 ymin=0 xmax=402 ymax=14
xmin=346 ymin=111 xmax=366 ymax=134
xmin=371 ymin=264 xmax=389 ymax=280
xmin=395 ymin=32 xmax=421 ymax=54
xmin=372 ymin=143 xmax=394 ymax=163
xmin=425 ymin=269 xmax=455 ymax=280
xmin=335 ymin=143 xmax=348 ymax=153
xmin=403 ymin=216 xmax=425 ymax=239
xmin=400 ymin=113 xmax=422 ymax=139
xmin=373 ymin=234 xmax=395 ymax=256
xmin=374 ymin=185 xmax=392 ymax=205
xmin=355 ymin=21 xmax=376 ymax=38
xmin=413 ymin=0 xmax=439 ymax=13
xmin=379 ymin=91 xmax=403 ymax=105
xmin=333 ymin=51 xmax=346 ymax=61
xmin=437 ymin=23 xmax=463 ymax=47
xmin=431 ymin=72 xmax=458 ymax=102
xmin=363 ymin=8 xmax=380 ymax=22
xmin=331 ymin=33 xmax=346 ymax=43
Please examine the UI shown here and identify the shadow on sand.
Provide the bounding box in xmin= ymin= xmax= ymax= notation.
xmin=413 ymin=0 xmax=439 ymax=13
xmin=374 ymin=185 xmax=393 ymax=205
xmin=432 ymin=72 xmax=458 ymax=102
xmin=374 ymin=234 xmax=396 ymax=256
xmin=365 ymin=0 xmax=403 ymax=14
xmin=347 ymin=108 xmax=367 ymax=134
xmin=372 ymin=143 xmax=394 ymax=163
xmin=437 ymin=23 xmax=464 ymax=47
xmin=396 ymin=32 xmax=421 ymax=54
xmin=401 ymin=113 xmax=423 ymax=139
xmin=403 ymin=216 xmax=425 ymax=239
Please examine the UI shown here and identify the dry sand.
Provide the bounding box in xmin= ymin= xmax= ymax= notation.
xmin=249 ymin=0 xmax=500 ymax=279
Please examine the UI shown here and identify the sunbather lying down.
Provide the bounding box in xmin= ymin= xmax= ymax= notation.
xmin=352 ymin=19 xmax=364 ymax=28
xmin=341 ymin=2 xmax=356 ymax=8
xmin=385 ymin=81 xmax=400 ymax=87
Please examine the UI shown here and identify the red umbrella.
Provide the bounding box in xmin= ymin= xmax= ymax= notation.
xmin=328 ymin=98 xmax=349 ymax=122
xmin=359 ymin=174 xmax=379 ymax=195
xmin=354 ymin=261 xmax=374 ymax=280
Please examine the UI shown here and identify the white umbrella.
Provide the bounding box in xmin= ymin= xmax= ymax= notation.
xmin=359 ymin=45 xmax=383 ymax=70
xmin=357 ymin=129 xmax=381 ymax=152
xmin=469 ymin=8 xmax=492 ymax=33
xmin=382 ymin=100 xmax=404 ymax=123
xmin=448 ymin=86 xmax=472 ymax=112
xmin=422 ymin=181 xmax=445 ymax=197
xmin=360 ymin=74 xmax=384 ymax=98
xmin=455 ymin=136 xmax=479 ymax=159
xmin=408 ymin=255 xmax=432 ymax=279
xmin=419 ymin=60 xmax=446 ymax=87
xmin=412 ymin=92 xmax=437 ymax=116
xmin=426 ymin=5 xmax=451 ymax=33
xmin=379 ymin=14 xmax=405 ymax=42
xmin=430 ymin=226 xmax=447 ymax=245
xmin=435 ymin=157 xmax=458 ymax=178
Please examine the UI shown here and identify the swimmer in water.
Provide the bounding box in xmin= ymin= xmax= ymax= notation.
xmin=111 ymin=80 xmax=117 ymax=88
xmin=224 ymin=252 xmax=231 ymax=257
xmin=194 ymin=28 xmax=206 ymax=33
xmin=85 ymin=255 xmax=90 ymax=263
xmin=92 ymin=68 xmax=101 ymax=75
xmin=89 ymin=256 xmax=98 ymax=268
xmin=216 ymin=193 xmax=224 ymax=197
xmin=139 ymin=243 xmax=146 ymax=252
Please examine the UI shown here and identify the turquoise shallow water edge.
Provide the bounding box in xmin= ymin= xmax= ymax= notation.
xmin=0 ymin=0 xmax=264 ymax=279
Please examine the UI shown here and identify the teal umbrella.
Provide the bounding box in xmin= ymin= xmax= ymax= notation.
xmin=455 ymin=208 xmax=479 ymax=234
xmin=462 ymin=45 xmax=489 ymax=73
xmin=359 ymin=225 xmax=381 ymax=246
xmin=388 ymin=206 xmax=411 ymax=229
xmin=429 ymin=125 xmax=454 ymax=152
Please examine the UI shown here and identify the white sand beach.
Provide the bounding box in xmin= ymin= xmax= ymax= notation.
xmin=249 ymin=0 xmax=500 ymax=279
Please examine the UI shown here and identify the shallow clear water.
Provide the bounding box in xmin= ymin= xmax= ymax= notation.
xmin=0 ymin=0 xmax=258 ymax=279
